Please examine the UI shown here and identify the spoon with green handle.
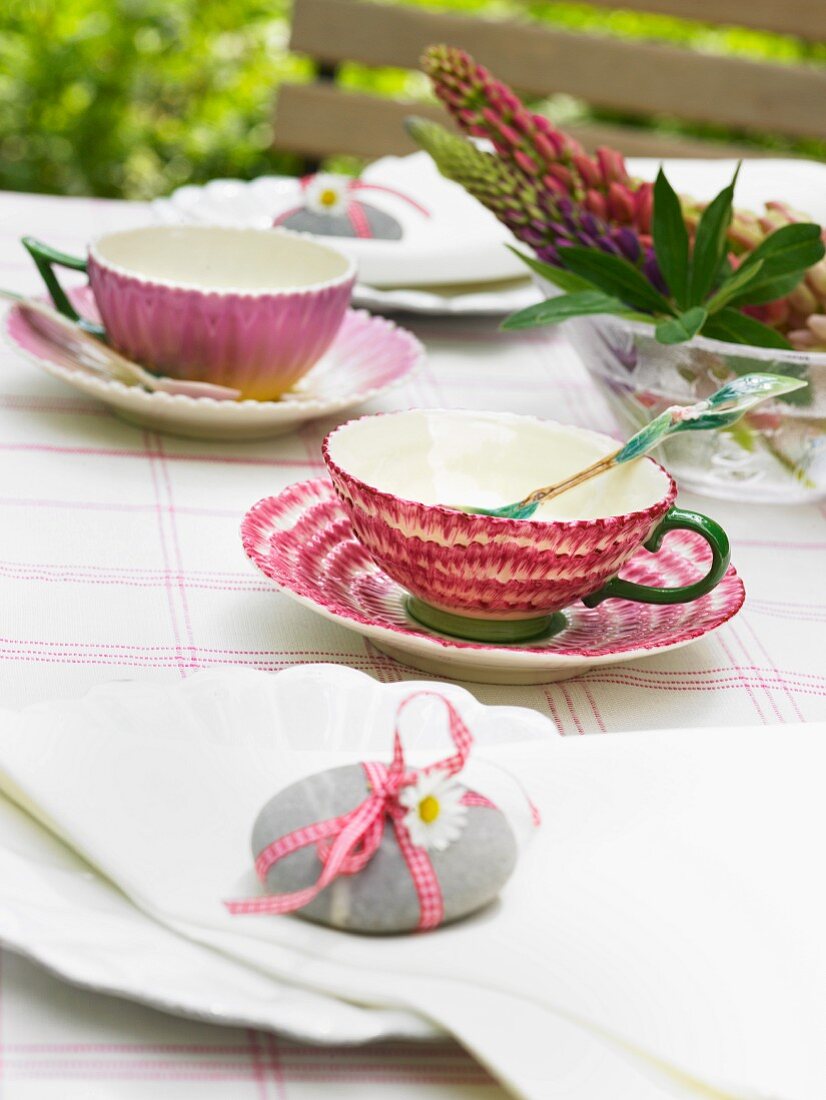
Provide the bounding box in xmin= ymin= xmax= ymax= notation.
xmin=0 ymin=290 xmax=243 ymax=401
xmin=454 ymin=373 xmax=807 ymax=520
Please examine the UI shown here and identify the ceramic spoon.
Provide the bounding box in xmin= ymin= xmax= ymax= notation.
xmin=0 ymin=291 xmax=243 ymax=401
xmin=457 ymin=373 xmax=807 ymax=520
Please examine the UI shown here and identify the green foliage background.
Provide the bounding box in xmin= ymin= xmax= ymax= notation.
xmin=1 ymin=0 xmax=823 ymax=200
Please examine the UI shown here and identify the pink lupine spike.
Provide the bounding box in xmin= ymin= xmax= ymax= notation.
xmin=607 ymin=182 xmax=635 ymax=224
xmin=572 ymin=154 xmax=602 ymax=190
xmin=542 ymin=173 xmax=571 ymax=197
xmin=584 ymin=190 xmax=609 ymax=220
xmin=514 ymin=149 xmax=541 ymax=176
xmin=633 ymin=183 xmax=654 ymax=234
xmin=533 ymin=130 xmax=565 ymax=164
xmin=596 ymin=147 xmax=629 ymax=187
xmin=545 ymin=164 xmax=575 ymax=192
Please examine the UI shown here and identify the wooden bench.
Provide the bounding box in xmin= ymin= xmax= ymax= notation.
xmin=274 ymin=0 xmax=826 ymax=164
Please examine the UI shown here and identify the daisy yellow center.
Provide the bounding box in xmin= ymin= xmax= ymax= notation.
xmin=418 ymin=795 xmax=440 ymax=824
xmin=319 ymin=188 xmax=339 ymax=207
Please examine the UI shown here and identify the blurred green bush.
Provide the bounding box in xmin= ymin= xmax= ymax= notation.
xmin=0 ymin=0 xmax=309 ymax=198
xmin=1 ymin=0 xmax=823 ymax=200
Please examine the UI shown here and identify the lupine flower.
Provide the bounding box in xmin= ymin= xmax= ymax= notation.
xmin=421 ymin=46 xmax=652 ymax=237
xmin=406 ymin=117 xmax=659 ymax=274
xmin=417 ymin=44 xmax=826 ymax=349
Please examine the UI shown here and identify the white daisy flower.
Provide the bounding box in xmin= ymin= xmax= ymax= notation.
xmin=399 ymin=768 xmax=468 ymax=852
xmin=304 ymin=173 xmax=351 ymax=217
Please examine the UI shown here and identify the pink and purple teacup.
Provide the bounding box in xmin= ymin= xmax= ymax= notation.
xmin=23 ymin=226 xmax=356 ymax=400
xmin=323 ymin=409 xmax=731 ymax=643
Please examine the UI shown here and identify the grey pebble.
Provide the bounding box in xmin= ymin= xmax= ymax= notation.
xmin=279 ymin=204 xmax=403 ymax=240
xmin=251 ymin=763 xmax=518 ymax=934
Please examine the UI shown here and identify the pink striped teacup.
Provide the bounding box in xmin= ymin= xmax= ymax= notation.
xmin=23 ymin=226 xmax=356 ymax=400
xmin=323 ymin=409 xmax=731 ymax=644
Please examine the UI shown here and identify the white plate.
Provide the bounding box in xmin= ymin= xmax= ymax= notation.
xmin=4 ymin=288 xmax=423 ymax=441
xmin=352 ymin=277 xmax=541 ymax=317
xmin=0 ymin=665 xmax=552 ymax=1043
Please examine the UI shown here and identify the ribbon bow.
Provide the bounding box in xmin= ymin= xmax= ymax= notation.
xmin=226 ymin=692 xmax=475 ymax=930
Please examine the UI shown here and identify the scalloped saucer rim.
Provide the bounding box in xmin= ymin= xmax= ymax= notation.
xmin=3 ymin=287 xmax=423 ymax=440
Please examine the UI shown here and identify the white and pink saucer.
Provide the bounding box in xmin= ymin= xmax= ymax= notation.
xmin=242 ymin=478 xmax=745 ymax=685
xmin=4 ymin=285 xmax=422 ymax=441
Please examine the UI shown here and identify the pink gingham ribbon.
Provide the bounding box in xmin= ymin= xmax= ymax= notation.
xmin=225 ymin=692 xmax=473 ymax=929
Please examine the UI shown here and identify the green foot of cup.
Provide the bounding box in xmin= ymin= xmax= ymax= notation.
xmin=406 ymin=596 xmax=566 ymax=644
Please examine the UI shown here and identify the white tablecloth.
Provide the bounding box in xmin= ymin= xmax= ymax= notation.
xmin=0 ymin=188 xmax=823 ymax=1098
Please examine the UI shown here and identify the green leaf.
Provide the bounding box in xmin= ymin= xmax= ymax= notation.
xmin=724 ymin=270 xmax=804 ymax=307
xmin=656 ymin=307 xmax=708 ymax=344
xmin=557 ymin=247 xmax=675 ymax=315
xmin=652 ymin=168 xmax=689 ymax=307
xmin=506 ymin=247 xmax=595 ymax=294
xmin=501 ymin=290 xmax=629 ymax=331
xmin=702 ymin=308 xmax=793 ymax=349
xmin=705 ymin=372 xmax=808 ymax=409
xmin=720 ymin=223 xmax=825 ymax=309
xmin=705 ymin=259 xmax=764 ymax=313
xmin=687 ymin=163 xmax=740 ymax=307
xmin=736 ymin=222 xmax=825 ymax=281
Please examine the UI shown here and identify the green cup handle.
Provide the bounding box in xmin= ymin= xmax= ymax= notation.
xmin=21 ymin=237 xmax=105 ymax=338
xmin=582 ymin=506 xmax=731 ymax=607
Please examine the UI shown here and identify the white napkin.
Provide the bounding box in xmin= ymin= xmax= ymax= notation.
xmin=0 ymin=679 xmax=823 ymax=1099
xmin=345 ymin=151 xmax=526 ymax=287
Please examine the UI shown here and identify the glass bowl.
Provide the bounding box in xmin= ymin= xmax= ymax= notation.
xmin=561 ymin=313 xmax=826 ymax=505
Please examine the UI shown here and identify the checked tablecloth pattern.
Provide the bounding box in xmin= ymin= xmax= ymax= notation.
xmin=0 ymin=189 xmax=823 ymax=1098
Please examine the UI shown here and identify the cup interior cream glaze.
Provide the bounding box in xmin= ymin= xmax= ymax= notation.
xmin=323 ymin=410 xmax=731 ymax=643
xmin=24 ymin=226 xmax=357 ymax=401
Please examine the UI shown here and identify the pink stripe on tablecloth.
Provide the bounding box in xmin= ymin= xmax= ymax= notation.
xmin=541 ymin=688 xmax=566 ymax=734
xmin=145 ymin=429 xmax=189 ymax=678
xmin=747 ymin=599 xmax=826 ymax=622
xmin=581 ymin=672 xmax=826 ymax=699
xmin=246 ymin=1029 xmax=268 ymax=1100
xmin=0 ymin=947 xmax=5 ymax=1091
xmin=0 ymin=441 xmax=323 ymax=469
xmin=0 ymin=562 xmax=271 ymax=593
xmin=558 ymin=683 xmax=586 ymax=735
xmin=0 ymin=496 xmax=239 ymax=517
xmin=727 ymin=622 xmax=779 ymax=723
xmin=156 ymin=433 xmax=199 ymax=673
xmin=735 ymin=538 xmax=826 ymax=551
xmin=582 ymin=683 xmax=608 ymax=733
xmin=742 ymin=614 xmax=805 ymax=723
xmin=5 ymin=1067 xmax=493 ymax=1085
xmin=265 ymin=1032 xmax=288 ymax=1100
xmin=0 ymin=394 xmax=107 ymax=416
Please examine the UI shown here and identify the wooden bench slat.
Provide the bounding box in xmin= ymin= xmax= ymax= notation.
xmin=581 ymin=0 xmax=825 ymax=42
xmin=274 ymin=83 xmax=779 ymax=160
xmin=289 ymin=0 xmax=826 ymax=139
